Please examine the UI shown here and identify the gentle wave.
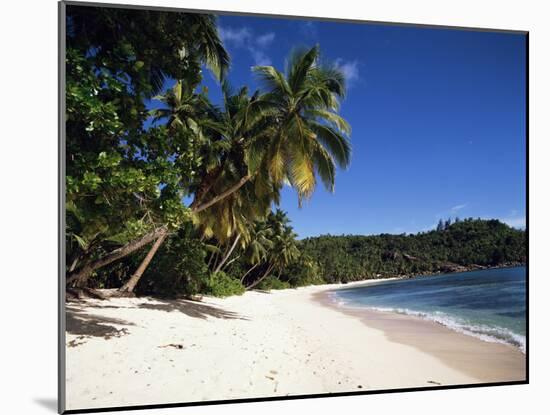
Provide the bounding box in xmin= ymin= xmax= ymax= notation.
xmin=328 ymin=292 xmax=526 ymax=353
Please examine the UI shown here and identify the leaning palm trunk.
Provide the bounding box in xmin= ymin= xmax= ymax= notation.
xmin=214 ymin=234 xmax=241 ymax=274
xmin=246 ymin=263 xmax=274 ymax=290
xmin=66 ymin=174 xmax=253 ymax=290
xmin=221 ymin=255 xmax=240 ymax=272
xmin=66 ymin=226 xmax=168 ymax=287
xmin=207 ymin=243 xmax=221 ymax=269
xmin=240 ymin=263 xmax=259 ymax=284
xmin=112 ymin=175 xmax=252 ymax=293
xmin=118 ymin=229 xmax=169 ymax=293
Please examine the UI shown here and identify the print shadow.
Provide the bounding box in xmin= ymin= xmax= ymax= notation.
xmin=33 ymin=398 xmax=57 ymax=412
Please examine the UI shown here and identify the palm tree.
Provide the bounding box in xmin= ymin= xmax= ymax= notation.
xmin=240 ymin=219 xmax=274 ymax=284
xmin=245 ymin=210 xmax=299 ymax=290
xmin=68 ymin=9 xmax=230 ymax=94
xmin=68 ymin=46 xmax=352 ymax=291
xmin=199 ymin=47 xmax=354 ymax=289
xmin=66 ymin=11 xmax=230 ymax=289
xmin=251 ymin=45 xmax=352 ymax=204
xmin=195 ymin=45 xmax=354 ymax=219
xmin=150 ymin=81 xmax=213 ymax=133
xmin=119 ymin=83 xmax=270 ymax=293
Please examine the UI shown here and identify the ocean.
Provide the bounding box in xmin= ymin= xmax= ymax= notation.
xmin=330 ymin=266 xmax=526 ymax=352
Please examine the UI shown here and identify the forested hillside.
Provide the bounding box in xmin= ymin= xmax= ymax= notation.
xmin=300 ymin=218 xmax=526 ymax=283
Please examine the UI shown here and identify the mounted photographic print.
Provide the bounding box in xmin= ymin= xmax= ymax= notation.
xmin=59 ymin=1 xmax=528 ymax=413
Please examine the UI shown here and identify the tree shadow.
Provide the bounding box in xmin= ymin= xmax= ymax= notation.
xmin=65 ymin=296 xmax=248 ymax=342
xmin=66 ymin=305 xmax=135 ymax=340
xmin=137 ymin=298 xmax=249 ymax=320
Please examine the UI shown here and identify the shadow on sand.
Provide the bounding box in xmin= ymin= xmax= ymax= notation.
xmin=66 ymin=305 xmax=135 ymax=340
xmin=136 ymin=298 xmax=248 ymax=320
xmin=65 ymin=297 xmax=247 ymax=340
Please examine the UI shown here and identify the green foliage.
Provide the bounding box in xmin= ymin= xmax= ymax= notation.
xmin=65 ymin=6 xmax=227 ymax=277
xmin=138 ymin=228 xmax=210 ymax=296
xmin=300 ymin=218 xmax=526 ymax=283
xmin=251 ymin=46 xmax=351 ymax=203
xmin=281 ymin=254 xmax=324 ymax=287
xmin=204 ymin=271 xmax=246 ymax=297
xmin=89 ymin=225 xmax=209 ymax=294
xmin=254 ymin=276 xmax=291 ymax=291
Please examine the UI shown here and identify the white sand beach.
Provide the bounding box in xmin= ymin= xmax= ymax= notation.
xmin=65 ymin=280 xmax=526 ymax=411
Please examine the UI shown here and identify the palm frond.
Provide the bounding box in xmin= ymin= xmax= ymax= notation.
xmin=311 ymin=141 xmax=336 ymax=192
xmin=252 ymin=65 xmax=293 ymax=97
xmin=193 ymin=15 xmax=230 ymax=80
xmin=310 ymin=122 xmax=351 ymax=168
xmin=305 ymin=109 xmax=351 ymax=135
xmin=287 ymin=45 xmax=319 ymax=93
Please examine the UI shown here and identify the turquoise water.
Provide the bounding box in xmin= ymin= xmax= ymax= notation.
xmin=330 ymin=267 xmax=526 ymax=352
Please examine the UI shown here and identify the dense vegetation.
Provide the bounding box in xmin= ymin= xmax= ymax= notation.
xmin=90 ymin=215 xmax=525 ymax=296
xmin=65 ymin=6 xmax=350 ymax=297
xmin=65 ymin=6 xmax=525 ymax=299
xmin=300 ymin=218 xmax=526 ymax=283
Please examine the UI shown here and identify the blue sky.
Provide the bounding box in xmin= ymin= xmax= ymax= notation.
xmin=199 ymin=15 xmax=526 ymax=238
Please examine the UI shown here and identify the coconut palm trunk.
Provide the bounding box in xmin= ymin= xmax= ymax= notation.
xmin=118 ymin=229 xmax=169 ymax=293
xmin=241 ymin=263 xmax=259 ymax=284
xmin=214 ymin=234 xmax=241 ymax=273
xmin=246 ymin=263 xmax=275 ymax=290
xmin=221 ymin=255 xmax=241 ymax=272
xmin=66 ymin=226 xmax=168 ymax=287
xmin=114 ymin=175 xmax=252 ymax=293
xmin=66 ymin=173 xmax=253 ymax=290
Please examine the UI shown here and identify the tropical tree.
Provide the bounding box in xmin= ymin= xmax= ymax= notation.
xmin=240 ymin=219 xmax=274 ymax=283
xmin=120 ymin=83 xmax=273 ymax=292
xmin=66 ymin=9 xmax=353 ymax=294
xmin=65 ymin=6 xmax=230 ymax=288
xmin=67 ymin=6 xmax=229 ymax=94
xmin=118 ymin=80 xmax=223 ymax=293
xmin=250 ymin=45 xmax=352 ymax=204
xmin=245 ymin=210 xmax=299 ymax=290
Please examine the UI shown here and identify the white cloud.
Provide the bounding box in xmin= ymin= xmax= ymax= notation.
xmin=301 ymin=21 xmax=318 ymax=38
xmin=334 ymin=59 xmax=360 ymax=86
xmin=256 ymin=32 xmax=275 ymax=47
xmin=249 ymin=49 xmax=272 ymax=66
xmin=481 ymin=210 xmax=526 ymax=229
xmin=218 ymin=26 xmax=251 ymax=48
xmin=219 ymin=26 xmax=274 ymax=66
xmin=503 ymin=217 xmax=526 ymax=228
xmin=451 ymin=203 xmax=467 ymax=213
xmin=499 ymin=215 xmax=526 ymax=229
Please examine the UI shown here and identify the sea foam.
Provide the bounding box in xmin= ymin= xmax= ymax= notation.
xmin=329 ymin=291 xmax=526 ymax=353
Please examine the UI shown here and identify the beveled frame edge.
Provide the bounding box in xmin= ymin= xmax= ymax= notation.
xmin=59 ymin=1 xmax=67 ymax=413
xmin=61 ymin=0 xmax=528 ymax=34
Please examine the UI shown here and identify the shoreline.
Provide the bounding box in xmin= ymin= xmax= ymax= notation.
xmin=323 ymin=271 xmax=526 ymax=353
xmin=346 ymin=262 xmax=526 ymax=282
xmin=65 ymin=279 xmax=525 ymax=411
xmin=315 ymin=287 xmax=526 ymax=383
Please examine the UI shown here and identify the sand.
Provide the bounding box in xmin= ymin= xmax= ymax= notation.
xmin=64 ymin=280 xmax=526 ymax=411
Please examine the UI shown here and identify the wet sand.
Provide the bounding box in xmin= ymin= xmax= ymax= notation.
xmin=315 ymin=290 xmax=526 ymax=383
